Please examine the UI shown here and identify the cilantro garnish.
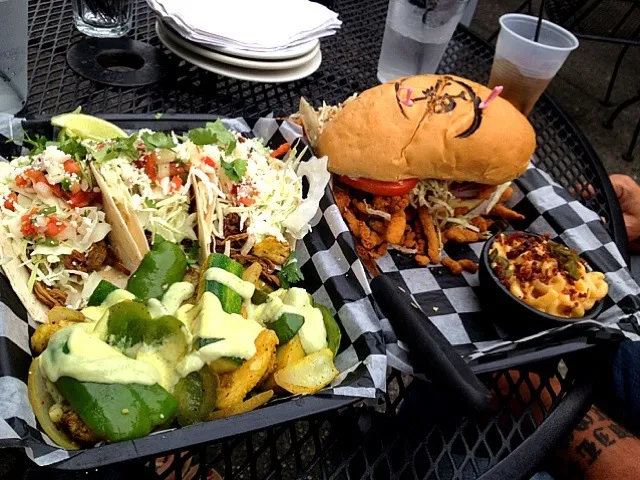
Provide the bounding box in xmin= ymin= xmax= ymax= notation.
xmin=187 ymin=119 xmax=236 ymax=153
xmin=61 ymin=178 xmax=73 ymax=192
xmin=144 ymin=198 xmax=157 ymax=208
xmin=140 ymin=131 xmax=176 ymax=150
xmin=92 ymin=134 xmax=138 ymax=162
xmin=23 ymin=134 xmax=49 ymax=155
xmin=222 ymin=158 xmax=247 ymax=183
xmin=186 ymin=242 xmax=200 ymax=266
xmin=278 ymin=252 xmax=304 ymax=289
xmin=58 ymin=134 xmax=87 ymax=160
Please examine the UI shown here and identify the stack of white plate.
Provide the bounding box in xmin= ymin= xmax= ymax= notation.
xmin=148 ymin=0 xmax=341 ymax=83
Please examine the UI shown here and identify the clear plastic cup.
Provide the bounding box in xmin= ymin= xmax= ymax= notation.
xmin=488 ymin=13 xmax=579 ymax=115
xmin=0 ymin=0 xmax=28 ymax=114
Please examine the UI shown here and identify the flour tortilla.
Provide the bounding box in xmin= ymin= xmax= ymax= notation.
xmin=0 ymin=235 xmax=128 ymax=324
xmin=193 ymin=180 xmax=214 ymax=265
xmin=91 ymin=164 xmax=148 ymax=271
xmin=0 ymin=237 xmax=49 ymax=324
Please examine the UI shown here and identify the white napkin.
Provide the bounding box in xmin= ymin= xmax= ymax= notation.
xmin=147 ymin=0 xmax=341 ymax=51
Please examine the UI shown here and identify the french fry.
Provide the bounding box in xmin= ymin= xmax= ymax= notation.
xmin=489 ymin=204 xmax=525 ymax=221
xmin=274 ymin=348 xmax=339 ymax=395
xmin=470 ymin=216 xmax=488 ymax=232
xmin=216 ymin=329 xmax=279 ymax=410
xmin=418 ymin=207 xmax=440 ymax=264
xmin=208 ymin=390 xmax=274 ymax=420
xmin=415 ymin=255 xmax=430 ymax=266
xmin=343 ymin=209 xmax=361 ymax=237
xmin=444 ymin=226 xmax=481 ymax=243
xmin=358 ymin=221 xmax=383 ymax=249
xmin=386 ymin=211 xmax=407 ymax=245
xmin=442 ymin=257 xmax=463 ymax=275
xmin=499 ymin=186 xmax=514 ymax=203
xmin=458 ymin=259 xmax=479 ymax=273
xmin=260 ymin=334 xmax=306 ymax=392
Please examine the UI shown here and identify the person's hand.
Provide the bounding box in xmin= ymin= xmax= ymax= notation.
xmin=610 ymin=174 xmax=640 ymax=250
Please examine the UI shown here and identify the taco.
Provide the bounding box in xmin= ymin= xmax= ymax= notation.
xmin=0 ymin=142 xmax=129 ymax=323
xmin=185 ymin=120 xmax=330 ymax=287
xmin=84 ymin=130 xmax=199 ymax=267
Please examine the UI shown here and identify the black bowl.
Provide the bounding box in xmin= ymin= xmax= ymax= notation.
xmin=478 ymin=231 xmax=604 ymax=336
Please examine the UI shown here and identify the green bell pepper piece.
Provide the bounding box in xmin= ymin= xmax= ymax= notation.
xmin=315 ymin=304 xmax=342 ymax=357
xmin=55 ymin=377 xmax=177 ymax=443
xmin=173 ymin=367 xmax=218 ymax=427
xmin=267 ymin=312 xmax=304 ymax=344
xmin=126 ymin=241 xmax=187 ymax=300
xmin=105 ymin=300 xmax=150 ymax=351
xmin=87 ymin=280 xmax=118 ymax=306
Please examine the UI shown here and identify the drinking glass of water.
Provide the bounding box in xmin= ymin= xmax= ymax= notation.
xmin=377 ymin=0 xmax=470 ymax=83
xmin=72 ymin=0 xmax=133 ymax=38
xmin=0 ymin=0 xmax=28 ymax=114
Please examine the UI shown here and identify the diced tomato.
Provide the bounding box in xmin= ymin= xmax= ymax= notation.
xmin=3 ymin=192 xmax=17 ymax=211
xmin=68 ymin=191 xmax=100 ymax=208
xmin=337 ymin=176 xmax=419 ymax=196
xmin=169 ymin=176 xmax=183 ymax=192
xmin=20 ymin=209 xmax=38 ymax=238
xmin=271 ymin=143 xmax=290 ymax=159
xmin=24 ymin=169 xmax=47 ymax=184
xmin=63 ymin=160 xmax=82 ymax=175
xmin=144 ymin=152 xmax=158 ymax=182
xmin=15 ymin=175 xmax=28 ymax=187
xmin=202 ymin=156 xmax=215 ymax=168
xmin=234 ymin=183 xmax=256 ymax=206
xmin=44 ymin=217 xmax=67 ymax=238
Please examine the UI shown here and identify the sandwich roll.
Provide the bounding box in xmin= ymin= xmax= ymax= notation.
xmin=314 ymin=74 xmax=536 ymax=185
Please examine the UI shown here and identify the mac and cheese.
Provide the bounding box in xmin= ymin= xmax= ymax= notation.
xmin=489 ymin=233 xmax=608 ymax=318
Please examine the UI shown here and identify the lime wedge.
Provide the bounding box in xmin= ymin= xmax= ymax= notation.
xmin=51 ymin=113 xmax=127 ymax=141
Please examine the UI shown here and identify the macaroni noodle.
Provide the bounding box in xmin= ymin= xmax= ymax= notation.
xmin=489 ymin=233 xmax=608 ymax=318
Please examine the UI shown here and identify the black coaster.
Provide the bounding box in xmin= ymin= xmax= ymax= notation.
xmin=66 ymin=38 xmax=170 ymax=87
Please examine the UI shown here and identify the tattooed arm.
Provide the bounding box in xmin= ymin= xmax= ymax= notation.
xmin=552 ymin=404 xmax=640 ymax=479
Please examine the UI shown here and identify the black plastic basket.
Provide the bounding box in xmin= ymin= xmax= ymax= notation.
xmin=12 ymin=0 xmax=628 ymax=477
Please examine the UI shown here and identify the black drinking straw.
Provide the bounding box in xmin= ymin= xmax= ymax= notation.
xmin=534 ymin=0 xmax=546 ymax=42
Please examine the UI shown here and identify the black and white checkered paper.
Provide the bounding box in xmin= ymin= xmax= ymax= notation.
xmin=379 ymin=162 xmax=640 ymax=375
xmin=0 ymin=117 xmax=387 ymax=466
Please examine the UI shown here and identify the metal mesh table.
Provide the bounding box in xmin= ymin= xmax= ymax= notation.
xmin=12 ymin=0 xmax=627 ymax=478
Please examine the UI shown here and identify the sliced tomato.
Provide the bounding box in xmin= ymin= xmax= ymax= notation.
xmin=144 ymin=152 xmax=158 ymax=182
xmin=68 ymin=191 xmax=100 ymax=208
xmin=238 ymin=197 xmax=255 ymax=206
xmin=63 ymin=160 xmax=82 ymax=175
xmin=337 ymin=176 xmax=419 ymax=196
xmin=3 ymin=192 xmax=17 ymax=211
xmin=44 ymin=217 xmax=67 ymax=238
xmin=202 ymin=156 xmax=215 ymax=168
